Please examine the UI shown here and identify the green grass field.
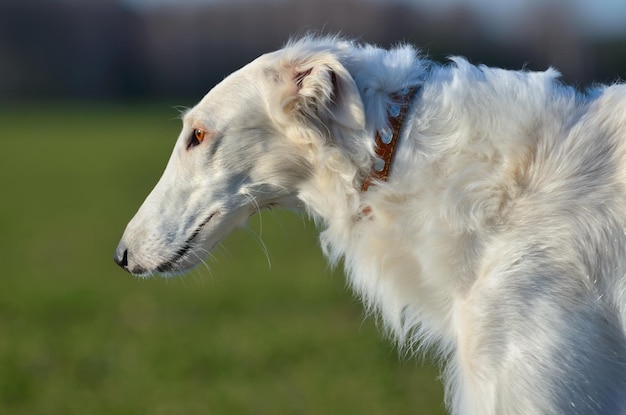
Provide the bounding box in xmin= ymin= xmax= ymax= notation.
xmin=0 ymin=103 xmax=444 ymax=415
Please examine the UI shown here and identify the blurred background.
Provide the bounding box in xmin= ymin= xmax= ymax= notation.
xmin=2 ymin=0 xmax=626 ymax=101
xmin=1 ymin=0 xmax=625 ymax=414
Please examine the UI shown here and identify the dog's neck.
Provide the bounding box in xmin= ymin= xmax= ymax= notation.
xmin=297 ymin=85 xmax=423 ymax=227
xmin=296 ymin=51 xmax=428 ymax=232
xmin=361 ymin=86 xmax=420 ymax=192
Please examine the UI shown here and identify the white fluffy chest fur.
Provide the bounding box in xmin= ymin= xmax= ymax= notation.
xmin=291 ymin=37 xmax=626 ymax=414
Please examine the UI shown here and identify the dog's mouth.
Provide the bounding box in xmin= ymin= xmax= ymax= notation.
xmin=155 ymin=211 xmax=218 ymax=275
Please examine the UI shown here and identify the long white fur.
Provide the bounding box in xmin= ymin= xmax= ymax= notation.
xmin=116 ymin=35 xmax=626 ymax=414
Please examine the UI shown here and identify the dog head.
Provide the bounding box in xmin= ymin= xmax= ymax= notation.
xmin=114 ymin=40 xmax=365 ymax=276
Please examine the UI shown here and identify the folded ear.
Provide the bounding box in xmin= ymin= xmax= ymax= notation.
xmin=277 ymin=55 xmax=365 ymax=131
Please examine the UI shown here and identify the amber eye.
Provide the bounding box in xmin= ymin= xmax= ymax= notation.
xmin=188 ymin=128 xmax=206 ymax=149
xmin=195 ymin=129 xmax=205 ymax=142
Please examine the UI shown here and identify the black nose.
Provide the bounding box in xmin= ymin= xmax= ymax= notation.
xmin=114 ymin=248 xmax=129 ymax=269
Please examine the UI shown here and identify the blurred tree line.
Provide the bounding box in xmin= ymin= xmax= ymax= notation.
xmin=1 ymin=0 xmax=625 ymax=101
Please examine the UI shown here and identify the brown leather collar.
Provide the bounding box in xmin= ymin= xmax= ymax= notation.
xmin=361 ymin=86 xmax=419 ymax=192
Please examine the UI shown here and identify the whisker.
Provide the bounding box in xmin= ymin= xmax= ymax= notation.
xmin=191 ymin=246 xmax=215 ymax=283
xmin=170 ymin=105 xmax=191 ymax=120
xmin=174 ymin=269 xmax=189 ymax=288
xmin=245 ymin=226 xmax=272 ymax=270
xmin=214 ymin=242 xmax=231 ymax=260
xmin=267 ymin=207 xmax=291 ymax=240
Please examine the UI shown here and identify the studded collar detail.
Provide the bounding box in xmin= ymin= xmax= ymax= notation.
xmin=360 ymin=86 xmax=420 ymax=192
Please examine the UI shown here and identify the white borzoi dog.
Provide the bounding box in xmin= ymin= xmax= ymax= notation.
xmin=114 ymin=36 xmax=626 ymax=414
